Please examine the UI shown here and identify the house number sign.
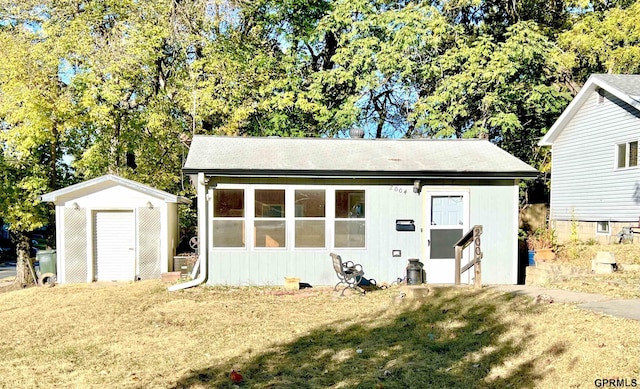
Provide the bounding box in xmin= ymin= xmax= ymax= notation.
xmin=389 ymin=186 xmax=408 ymax=194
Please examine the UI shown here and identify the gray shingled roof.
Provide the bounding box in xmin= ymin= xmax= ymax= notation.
xmin=592 ymin=74 xmax=640 ymax=98
xmin=183 ymin=136 xmax=538 ymax=179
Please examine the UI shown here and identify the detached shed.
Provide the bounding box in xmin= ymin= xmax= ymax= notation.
xmin=41 ymin=175 xmax=191 ymax=283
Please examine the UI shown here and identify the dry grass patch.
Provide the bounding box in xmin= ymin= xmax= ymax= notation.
xmin=0 ymin=281 xmax=638 ymax=388
xmin=550 ymin=272 xmax=640 ymax=299
xmin=556 ymin=243 xmax=640 ymax=269
xmin=550 ymin=243 xmax=640 ymax=298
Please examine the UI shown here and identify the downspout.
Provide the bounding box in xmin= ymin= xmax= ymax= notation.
xmin=169 ymin=172 xmax=209 ymax=291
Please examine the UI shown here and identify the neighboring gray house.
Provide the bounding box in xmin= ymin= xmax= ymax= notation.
xmin=181 ymin=136 xmax=537 ymax=288
xmin=539 ymin=74 xmax=640 ymax=243
xmin=41 ymin=175 xmax=191 ymax=283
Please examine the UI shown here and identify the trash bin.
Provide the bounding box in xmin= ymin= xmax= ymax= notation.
xmin=406 ymin=258 xmax=424 ymax=285
xmin=36 ymin=249 xmax=57 ymax=275
xmin=174 ymin=255 xmax=196 ymax=279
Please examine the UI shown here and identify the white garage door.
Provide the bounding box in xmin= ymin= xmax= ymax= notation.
xmin=94 ymin=211 xmax=135 ymax=281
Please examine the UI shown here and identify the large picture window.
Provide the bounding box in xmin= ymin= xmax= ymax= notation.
xmin=294 ymin=190 xmax=326 ymax=248
xmin=617 ymin=141 xmax=638 ymax=169
xmin=254 ymin=189 xmax=285 ymax=248
xmin=211 ymin=187 xmax=366 ymax=250
xmin=212 ymin=189 xmax=245 ymax=247
xmin=334 ymin=190 xmax=365 ymax=248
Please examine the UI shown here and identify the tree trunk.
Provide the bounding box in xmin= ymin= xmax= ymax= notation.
xmin=14 ymin=232 xmax=35 ymax=286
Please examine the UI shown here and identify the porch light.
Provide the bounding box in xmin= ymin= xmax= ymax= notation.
xmin=413 ymin=180 xmax=422 ymax=193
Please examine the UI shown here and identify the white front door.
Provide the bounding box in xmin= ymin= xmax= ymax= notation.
xmin=94 ymin=210 xmax=135 ymax=281
xmin=425 ymin=192 xmax=469 ymax=284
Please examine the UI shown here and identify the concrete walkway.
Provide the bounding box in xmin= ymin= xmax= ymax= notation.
xmin=491 ymin=284 xmax=640 ymax=321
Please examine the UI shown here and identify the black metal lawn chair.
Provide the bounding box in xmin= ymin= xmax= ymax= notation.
xmin=330 ymin=253 xmax=367 ymax=296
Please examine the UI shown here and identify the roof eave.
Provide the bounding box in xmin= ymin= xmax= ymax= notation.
xmin=40 ymin=174 xmax=192 ymax=205
xmin=183 ymin=168 xmax=539 ymax=180
xmin=541 ymin=75 xmax=640 ymax=146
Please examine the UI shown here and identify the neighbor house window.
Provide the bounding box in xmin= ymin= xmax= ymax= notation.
xmin=254 ymin=189 xmax=285 ymax=248
xmin=294 ymin=190 xmax=326 ymax=248
xmin=334 ymin=190 xmax=366 ymax=248
xmin=596 ymin=221 xmax=610 ymax=235
xmin=212 ymin=189 xmax=245 ymax=247
xmin=617 ymin=141 xmax=638 ymax=169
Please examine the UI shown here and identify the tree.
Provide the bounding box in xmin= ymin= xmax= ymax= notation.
xmin=0 ymin=18 xmax=74 ymax=284
xmin=413 ymin=22 xmax=572 ymax=167
xmin=559 ymin=1 xmax=640 ymax=83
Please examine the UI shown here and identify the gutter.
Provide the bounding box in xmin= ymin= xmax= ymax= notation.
xmin=182 ymin=169 xmax=540 ymax=180
xmin=168 ymin=172 xmax=208 ymax=292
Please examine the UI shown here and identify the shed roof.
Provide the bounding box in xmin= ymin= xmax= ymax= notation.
xmin=183 ymin=136 xmax=538 ymax=179
xmin=40 ymin=174 xmax=192 ymax=204
xmin=539 ymin=74 xmax=640 ymax=146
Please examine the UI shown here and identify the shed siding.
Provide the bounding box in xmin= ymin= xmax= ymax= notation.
xmin=551 ymin=89 xmax=640 ymax=222
xmin=63 ymin=207 xmax=88 ymax=283
xmin=138 ymin=207 xmax=162 ymax=279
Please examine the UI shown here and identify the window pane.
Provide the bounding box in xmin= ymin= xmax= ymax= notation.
xmin=295 ymin=190 xmax=325 ymax=217
xmin=629 ymin=142 xmax=638 ymax=167
xmin=597 ymin=221 xmax=610 ymax=234
xmin=255 ymin=190 xmax=285 ymax=218
xmin=212 ymin=220 xmax=244 ymax=247
xmin=214 ymin=189 xmax=244 ymax=217
xmin=431 ymin=196 xmax=463 ymax=226
xmin=335 ymin=220 xmax=366 ymax=248
xmin=295 ymin=220 xmax=325 ymax=248
xmin=336 ymin=190 xmax=365 ymax=218
xmin=255 ymin=220 xmax=285 ymax=247
xmin=618 ymin=144 xmax=627 ymax=168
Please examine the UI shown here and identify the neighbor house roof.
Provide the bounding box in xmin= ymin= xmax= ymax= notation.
xmin=40 ymin=174 xmax=191 ymax=204
xmin=183 ymin=136 xmax=538 ymax=179
xmin=539 ymin=74 xmax=640 ymax=146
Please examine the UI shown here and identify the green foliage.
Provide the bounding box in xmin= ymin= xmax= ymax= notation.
xmin=559 ymin=1 xmax=640 ymax=81
xmin=570 ymin=209 xmax=580 ymax=244
xmin=3 ymin=0 xmax=640 ymax=241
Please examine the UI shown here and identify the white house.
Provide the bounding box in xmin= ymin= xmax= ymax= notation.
xmin=539 ymin=74 xmax=640 ymax=242
xmin=181 ymin=136 xmax=537 ymax=288
xmin=41 ymin=175 xmax=191 ymax=283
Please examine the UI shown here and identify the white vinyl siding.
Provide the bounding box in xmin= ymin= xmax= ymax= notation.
xmin=93 ymin=211 xmax=135 ymax=281
xmin=550 ymin=89 xmax=640 ymax=222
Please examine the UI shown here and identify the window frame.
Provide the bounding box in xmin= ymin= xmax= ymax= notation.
xmin=210 ymin=185 xmax=367 ymax=251
xmin=210 ymin=187 xmax=247 ymax=249
xmin=595 ymin=221 xmax=610 ymax=236
xmin=253 ymin=188 xmax=287 ymax=249
xmin=293 ymin=188 xmax=328 ymax=249
xmin=333 ymin=188 xmax=367 ymax=249
xmin=615 ymin=140 xmax=639 ymax=170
